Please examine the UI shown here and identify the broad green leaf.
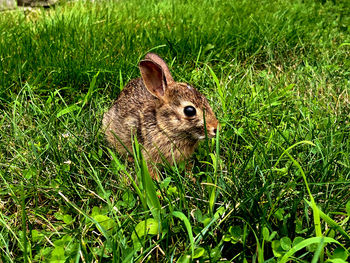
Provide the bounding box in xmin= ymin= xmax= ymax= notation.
xmin=34 ymin=247 xmax=51 ymax=261
xmin=269 ymin=231 xmax=277 ymax=241
xmin=31 ymin=230 xmax=41 ymax=242
xmin=131 ymin=218 xmax=159 ymax=246
xmin=223 ymin=234 xmax=231 ymax=242
xmin=53 ymin=235 xmax=72 ymax=246
xmin=202 ymin=217 xmax=211 ymax=227
xmin=235 ymin=127 xmax=244 ymax=136
xmin=176 ymin=255 xmax=191 ymax=263
xmin=50 ymin=246 xmax=65 ymax=263
xmin=292 ymin=236 xmax=304 ymax=247
xmin=167 ymin=185 xmax=178 ymax=195
xmin=262 ymin=227 xmax=269 ymax=241
xmin=62 ymin=214 xmax=73 ymax=224
xmin=223 ymin=225 xmax=243 ymax=244
xmin=280 ymin=237 xmax=292 ymax=250
xmin=193 ymin=247 xmax=205 ymax=259
xmin=274 ymin=208 xmax=284 ymax=221
xmin=229 ymin=226 xmax=243 ymax=242
xmin=93 ymin=214 xmax=116 ymax=233
xmin=194 ymin=209 xmax=203 ymax=222
xmin=346 ymin=201 xmax=350 ymax=216
xmin=210 ymin=246 xmax=222 ymax=261
xmin=271 ymin=240 xmax=284 ymax=257
xmin=160 ymin=177 xmax=171 ymax=188
xmin=91 ymin=206 xmax=101 ymax=217
xmin=295 ymin=217 xmax=305 ymax=234
xmin=307 ymin=243 xmax=318 ymax=253
xmin=330 ymin=247 xmax=348 ymax=261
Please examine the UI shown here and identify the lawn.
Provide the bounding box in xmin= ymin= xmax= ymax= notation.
xmin=0 ymin=0 xmax=349 ymax=262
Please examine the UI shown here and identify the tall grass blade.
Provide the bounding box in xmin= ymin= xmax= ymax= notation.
xmin=107 ymin=148 xmax=146 ymax=210
xmin=207 ymin=65 xmax=226 ymax=111
xmin=56 ymin=104 xmax=81 ymax=118
xmin=304 ymin=199 xmax=350 ymax=241
xmin=279 ymin=237 xmax=345 ymax=263
xmin=78 ymin=71 xmax=99 ymax=116
xmin=133 ymin=136 xmax=161 ymax=222
xmin=209 ymin=127 xmax=220 ymax=215
xmin=20 ymin=182 xmax=28 ymax=263
xmin=172 ymin=211 xmax=194 ymax=257
xmin=274 ymin=141 xmax=322 ymax=234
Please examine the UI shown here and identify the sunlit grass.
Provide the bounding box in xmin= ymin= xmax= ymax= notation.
xmin=0 ymin=0 xmax=349 ymax=262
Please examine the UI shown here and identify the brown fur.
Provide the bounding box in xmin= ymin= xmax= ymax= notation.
xmin=102 ymin=53 xmax=218 ymax=177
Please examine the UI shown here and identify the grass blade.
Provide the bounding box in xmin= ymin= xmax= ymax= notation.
xmin=304 ymin=199 xmax=350 ymax=241
xmin=274 ymin=141 xmax=322 ymax=237
xmin=279 ymin=237 xmax=344 ymax=263
xmin=20 ymin=182 xmax=28 ymax=263
xmin=77 ymin=71 xmax=99 ymax=116
xmin=172 ymin=211 xmax=194 ymax=257
xmin=133 ymin=136 xmax=161 ymax=222
xmin=209 ymin=126 xmax=220 ymax=215
xmin=56 ymin=104 xmax=81 ymax=118
xmin=207 ymin=65 xmax=226 ymax=111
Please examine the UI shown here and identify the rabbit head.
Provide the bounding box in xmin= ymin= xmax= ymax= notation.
xmin=139 ymin=53 xmax=218 ymax=144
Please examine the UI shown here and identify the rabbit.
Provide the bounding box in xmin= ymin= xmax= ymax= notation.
xmin=102 ymin=53 xmax=218 ymax=178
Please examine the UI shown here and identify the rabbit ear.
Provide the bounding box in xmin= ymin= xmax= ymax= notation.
xmin=139 ymin=60 xmax=166 ymax=98
xmin=144 ymin=53 xmax=174 ymax=85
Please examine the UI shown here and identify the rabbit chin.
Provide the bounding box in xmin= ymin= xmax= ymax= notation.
xmin=196 ymin=133 xmax=215 ymax=140
xmin=197 ymin=135 xmax=206 ymax=140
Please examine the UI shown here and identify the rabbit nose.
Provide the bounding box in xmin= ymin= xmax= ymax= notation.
xmin=206 ymin=121 xmax=219 ymax=137
xmin=207 ymin=126 xmax=217 ymax=137
xmin=210 ymin=122 xmax=219 ymax=136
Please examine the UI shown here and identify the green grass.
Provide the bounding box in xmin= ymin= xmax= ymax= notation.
xmin=0 ymin=0 xmax=349 ymax=262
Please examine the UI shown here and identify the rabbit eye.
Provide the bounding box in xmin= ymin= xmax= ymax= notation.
xmin=184 ymin=106 xmax=196 ymax=117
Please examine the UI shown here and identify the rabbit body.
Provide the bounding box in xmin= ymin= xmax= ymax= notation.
xmin=103 ymin=53 xmax=218 ymax=169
